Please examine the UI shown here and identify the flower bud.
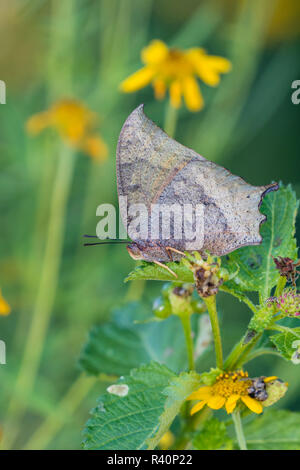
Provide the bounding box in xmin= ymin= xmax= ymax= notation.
xmin=262 ymin=379 xmax=288 ymax=407
xmin=152 ymin=296 xmax=172 ymax=319
xmin=277 ymin=288 xmax=300 ymax=318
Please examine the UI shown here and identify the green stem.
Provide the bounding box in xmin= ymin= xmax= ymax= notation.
xmin=242 ymin=348 xmax=282 ymax=365
xmin=220 ymin=286 xmax=258 ymax=314
xmin=5 ymin=146 xmax=75 ymax=448
xmin=204 ymin=296 xmax=223 ymax=369
xmin=164 ymin=101 xmax=178 ymax=138
xmin=275 ymin=276 xmax=286 ymax=297
xmin=232 ymin=410 xmax=247 ymax=450
xmin=22 ymin=374 xmax=96 ymax=450
xmin=125 ymin=279 xmax=146 ymax=302
xmin=269 ymin=324 xmax=300 ymax=339
xmin=179 ymin=312 xmax=195 ymax=371
xmin=224 ymin=331 xmax=261 ymax=370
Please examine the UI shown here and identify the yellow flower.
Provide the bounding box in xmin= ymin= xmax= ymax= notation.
xmin=26 ymin=99 xmax=108 ymax=162
xmin=187 ymin=371 xmax=278 ymax=415
xmin=120 ymin=39 xmax=231 ymax=112
xmin=158 ymin=431 xmax=175 ymax=450
xmin=0 ymin=290 xmax=11 ymax=316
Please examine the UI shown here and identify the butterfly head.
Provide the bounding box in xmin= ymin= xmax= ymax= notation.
xmin=126 ymin=242 xmax=144 ymax=260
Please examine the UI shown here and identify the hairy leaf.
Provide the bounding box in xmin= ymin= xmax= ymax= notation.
xmin=242 ymin=410 xmax=300 ymax=450
xmin=82 ymin=363 xmax=199 ymax=450
xmin=78 ymin=323 xmax=150 ymax=376
xmin=270 ymin=327 xmax=300 ymax=362
xmin=147 ymin=371 xmax=200 ymax=449
xmin=125 ymin=260 xmax=193 ymax=283
xmin=78 ymin=302 xmax=208 ymax=376
xmin=193 ymin=418 xmax=233 ymax=450
xmin=224 ymin=184 xmax=298 ymax=298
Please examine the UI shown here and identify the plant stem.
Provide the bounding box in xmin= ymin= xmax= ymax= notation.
xmin=204 ymin=296 xmax=223 ymax=369
xmin=232 ymin=409 xmax=247 ymax=450
xmin=5 ymin=145 xmax=75 ymax=448
xmin=275 ymin=276 xmax=286 ymax=297
xmin=125 ymin=278 xmax=146 ymax=302
xmin=164 ymin=102 xmax=178 ymax=138
xmin=269 ymin=324 xmax=300 ymax=339
xmin=220 ymin=286 xmax=258 ymax=314
xmin=179 ymin=312 xmax=195 ymax=371
xmin=22 ymin=374 xmax=96 ymax=450
xmin=242 ymin=348 xmax=282 ymax=365
xmin=224 ymin=331 xmax=261 ymax=370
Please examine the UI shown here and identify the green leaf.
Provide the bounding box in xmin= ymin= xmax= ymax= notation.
xmin=224 ymin=184 xmax=298 ymax=298
xmin=242 ymin=410 xmax=300 ymax=450
xmin=82 ymin=363 xmax=199 ymax=450
xmin=78 ymin=303 xmax=209 ymax=376
xmin=193 ymin=418 xmax=233 ymax=450
xmin=200 ymin=367 xmax=223 ymax=385
xmin=125 ymin=260 xmax=194 ymax=283
xmin=78 ymin=323 xmax=150 ymax=377
xmin=270 ymin=327 xmax=300 ymax=362
xmin=147 ymin=371 xmax=200 ymax=449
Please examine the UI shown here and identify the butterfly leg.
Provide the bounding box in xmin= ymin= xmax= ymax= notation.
xmin=165 ymin=247 xmax=174 ymax=261
xmin=153 ymin=260 xmax=178 ymax=278
xmin=166 ymin=246 xmax=185 ymax=257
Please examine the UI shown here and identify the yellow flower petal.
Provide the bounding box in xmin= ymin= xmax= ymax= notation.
xmin=188 ymin=49 xmax=231 ymax=86
xmin=241 ymin=396 xmax=263 ymax=414
xmin=26 ymin=111 xmax=51 ymax=135
xmin=264 ymin=376 xmax=278 ymax=383
xmin=225 ymin=394 xmax=240 ymax=414
xmin=0 ymin=291 xmax=11 ymax=316
xmin=186 ymin=386 xmax=212 ymax=401
xmin=153 ymin=79 xmax=166 ymax=100
xmin=81 ymin=135 xmax=108 ymax=162
xmin=190 ymin=400 xmax=207 ymax=415
xmin=207 ymin=395 xmax=226 ymax=410
xmin=120 ymin=66 xmax=155 ymax=93
xmin=206 ymin=56 xmax=232 ymax=73
xmin=49 ymin=100 xmax=95 ymax=143
xmin=141 ymin=40 xmax=169 ymax=65
xmin=169 ymin=80 xmax=182 ymax=109
xmin=182 ymin=76 xmax=204 ymax=112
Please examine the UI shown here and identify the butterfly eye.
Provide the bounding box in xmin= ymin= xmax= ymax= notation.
xmin=127 ymin=243 xmax=142 ymax=260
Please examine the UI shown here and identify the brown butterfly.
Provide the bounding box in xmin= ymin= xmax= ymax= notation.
xmin=116 ymin=105 xmax=277 ymax=276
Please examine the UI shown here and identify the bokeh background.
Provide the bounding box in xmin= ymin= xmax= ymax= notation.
xmin=0 ymin=0 xmax=300 ymax=449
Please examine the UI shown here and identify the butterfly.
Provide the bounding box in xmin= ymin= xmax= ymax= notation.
xmin=115 ymin=105 xmax=278 ymax=276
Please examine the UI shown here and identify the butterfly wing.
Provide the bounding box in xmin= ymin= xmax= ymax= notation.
xmin=117 ymin=105 xmax=278 ymax=256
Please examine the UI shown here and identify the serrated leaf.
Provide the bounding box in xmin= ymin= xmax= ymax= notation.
xmin=224 ymin=184 xmax=298 ymax=298
xmin=193 ymin=418 xmax=233 ymax=450
xmin=200 ymin=367 xmax=223 ymax=385
xmin=242 ymin=410 xmax=300 ymax=450
xmin=270 ymin=327 xmax=300 ymax=362
xmin=78 ymin=303 xmax=208 ymax=376
xmin=125 ymin=260 xmax=194 ymax=283
xmin=147 ymin=371 xmax=200 ymax=449
xmin=82 ymin=362 xmax=178 ymax=450
xmin=78 ymin=323 xmax=150 ymax=376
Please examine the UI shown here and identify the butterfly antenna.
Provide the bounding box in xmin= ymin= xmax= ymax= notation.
xmin=84 ymin=241 xmax=129 ymax=246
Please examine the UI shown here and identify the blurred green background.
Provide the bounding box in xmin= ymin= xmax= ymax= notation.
xmin=0 ymin=0 xmax=299 ymax=449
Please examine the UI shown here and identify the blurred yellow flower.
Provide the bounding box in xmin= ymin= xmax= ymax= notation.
xmin=120 ymin=40 xmax=231 ymax=112
xmin=0 ymin=290 xmax=11 ymax=316
xmin=26 ymin=99 xmax=108 ymax=162
xmin=158 ymin=431 xmax=175 ymax=450
xmin=187 ymin=371 xmax=278 ymax=415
